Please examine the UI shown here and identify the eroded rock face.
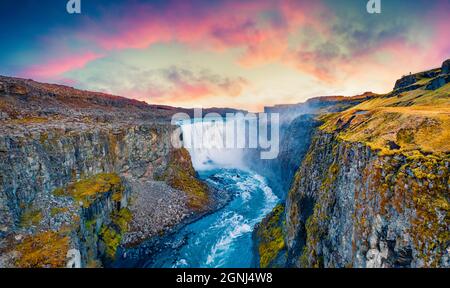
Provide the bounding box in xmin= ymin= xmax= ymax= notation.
xmin=442 ymin=59 xmax=450 ymax=75
xmin=0 ymin=122 xmax=180 ymax=266
xmin=394 ymin=75 xmax=417 ymax=90
xmin=426 ymin=74 xmax=450 ymax=90
xmin=284 ymin=131 xmax=449 ymax=268
xmin=0 ymin=123 xmax=172 ymax=228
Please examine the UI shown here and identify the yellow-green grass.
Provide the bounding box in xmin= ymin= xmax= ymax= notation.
xmin=8 ymin=117 xmax=49 ymax=125
xmin=320 ymin=83 xmax=450 ymax=155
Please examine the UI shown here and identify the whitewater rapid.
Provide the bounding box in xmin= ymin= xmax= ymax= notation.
xmin=146 ymin=169 xmax=278 ymax=268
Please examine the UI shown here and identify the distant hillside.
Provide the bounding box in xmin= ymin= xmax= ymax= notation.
xmin=0 ymin=76 xmax=246 ymax=124
xmin=0 ymin=76 xmax=182 ymax=123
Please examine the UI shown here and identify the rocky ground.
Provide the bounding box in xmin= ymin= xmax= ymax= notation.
xmin=122 ymin=180 xmax=191 ymax=246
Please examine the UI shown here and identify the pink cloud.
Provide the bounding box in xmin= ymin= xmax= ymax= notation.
xmin=75 ymin=0 xmax=325 ymax=63
xmin=115 ymin=83 xmax=214 ymax=107
xmin=18 ymin=0 xmax=326 ymax=81
xmin=20 ymin=52 xmax=103 ymax=81
xmin=285 ymin=1 xmax=450 ymax=87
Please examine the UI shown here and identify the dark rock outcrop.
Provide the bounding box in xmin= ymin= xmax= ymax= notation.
xmin=442 ymin=59 xmax=450 ymax=75
xmin=394 ymin=59 xmax=450 ymax=92
xmin=426 ymin=74 xmax=450 ymax=90
xmin=394 ymin=74 xmax=417 ymax=90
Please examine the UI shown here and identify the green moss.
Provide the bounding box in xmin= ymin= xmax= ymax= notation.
xmin=10 ymin=117 xmax=48 ymax=125
xmin=300 ymin=156 xmax=339 ymax=268
xmin=396 ymin=128 xmax=415 ymax=146
xmin=256 ymin=204 xmax=286 ymax=268
xmin=98 ymin=208 xmax=132 ymax=261
xmin=301 ymin=204 xmax=325 ymax=268
xmin=299 ymin=246 xmax=309 ymax=267
xmin=414 ymin=77 xmax=433 ymax=86
xmin=320 ymin=163 xmax=339 ymax=190
xmin=50 ymin=207 xmax=68 ymax=217
xmin=19 ymin=207 xmax=43 ymax=228
xmin=39 ymin=133 xmax=48 ymax=145
xmin=110 ymin=208 xmax=132 ymax=232
xmin=84 ymin=219 xmax=97 ymax=231
xmin=99 ymin=225 xmax=121 ymax=260
xmin=53 ymin=173 xmax=124 ymax=208
xmin=52 ymin=187 xmax=65 ymax=197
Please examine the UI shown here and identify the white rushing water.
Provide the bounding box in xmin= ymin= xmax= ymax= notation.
xmin=180 ymin=119 xmax=247 ymax=170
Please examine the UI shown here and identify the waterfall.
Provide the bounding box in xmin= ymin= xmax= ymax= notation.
xmin=145 ymin=117 xmax=280 ymax=268
xmin=180 ymin=119 xmax=247 ymax=171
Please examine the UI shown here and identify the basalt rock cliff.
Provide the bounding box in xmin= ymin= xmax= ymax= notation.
xmin=255 ymin=59 xmax=450 ymax=268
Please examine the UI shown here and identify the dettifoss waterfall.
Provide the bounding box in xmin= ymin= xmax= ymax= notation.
xmin=146 ymin=118 xmax=279 ymax=268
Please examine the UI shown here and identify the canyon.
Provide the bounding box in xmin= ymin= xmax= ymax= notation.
xmin=0 ymin=59 xmax=449 ymax=268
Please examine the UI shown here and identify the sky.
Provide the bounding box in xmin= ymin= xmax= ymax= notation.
xmin=0 ymin=0 xmax=449 ymax=111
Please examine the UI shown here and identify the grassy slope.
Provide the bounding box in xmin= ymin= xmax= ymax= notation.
xmin=320 ymin=82 xmax=450 ymax=156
